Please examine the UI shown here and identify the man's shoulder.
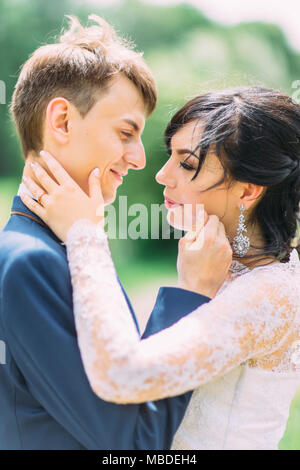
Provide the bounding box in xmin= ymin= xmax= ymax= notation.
xmin=0 ymin=222 xmax=69 ymax=288
xmin=0 ymin=222 xmax=72 ymax=331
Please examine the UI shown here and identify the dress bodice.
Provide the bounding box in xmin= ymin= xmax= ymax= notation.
xmin=172 ymin=363 xmax=300 ymax=450
xmin=172 ymin=250 xmax=300 ymax=450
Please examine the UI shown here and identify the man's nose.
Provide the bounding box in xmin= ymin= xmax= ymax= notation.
xmin=124 ymin=141 xmax=146 ymax=170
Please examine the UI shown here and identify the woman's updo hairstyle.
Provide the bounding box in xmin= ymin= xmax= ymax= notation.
xmin=165 ymin=86 xmax=300 ymax=264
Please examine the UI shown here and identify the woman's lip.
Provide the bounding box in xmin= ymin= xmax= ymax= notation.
xmin=164 ymin=197 xmax=182 ymax=209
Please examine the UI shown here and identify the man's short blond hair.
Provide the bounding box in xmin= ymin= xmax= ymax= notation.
xmin=10 ymin=14 xmax=157 ymax=158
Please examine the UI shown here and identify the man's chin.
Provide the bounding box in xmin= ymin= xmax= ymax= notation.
xmin=103 ymin=189 xmax=117 ymax=206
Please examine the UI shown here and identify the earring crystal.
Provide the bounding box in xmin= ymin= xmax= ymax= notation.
xmin=232 ymin=203 xmax=250 ymax=257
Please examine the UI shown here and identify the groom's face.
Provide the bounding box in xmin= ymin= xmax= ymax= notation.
xmin=44 ymin=74 xmax=146 ymax=204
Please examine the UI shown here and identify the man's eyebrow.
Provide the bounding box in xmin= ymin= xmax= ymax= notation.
xmin=123 ymin=118 xmax=142 ymax=133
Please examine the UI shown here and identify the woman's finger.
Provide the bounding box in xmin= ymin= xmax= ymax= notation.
xmin=88 ymin=168 xmax=104 ymax=202
xmin=30 ymin=161 xmax=59 ymax=194
xmin=217 ymin=221 xmax=233 ymax=262
xmin=39 ymin=150 xmax=79 ymax=188
xmin=22 ymin=175 xmax=50 ymax=206
xmin=88 ymin=168 xmax=105 ymax=224
xmin=217 ymin=220 xmax=231 ymax=244
xmin=203 ymin=215 xmax=219 ymax=240
xmin=183 ymin=209 xmax=206 ymax=243
xmin=217 ymin=220 xmax=226 ymax=237
xmin=19 ymin=191 xmax=47 ymax=221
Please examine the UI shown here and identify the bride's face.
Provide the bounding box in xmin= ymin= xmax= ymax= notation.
xmin=156 ymin=120 xmax=239 ymax=232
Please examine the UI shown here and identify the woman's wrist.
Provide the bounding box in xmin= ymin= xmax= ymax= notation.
xmin=65 ymin=218 xmax=106 ymax=246
xmin=178 ymin=280 xmax=217 ymax=298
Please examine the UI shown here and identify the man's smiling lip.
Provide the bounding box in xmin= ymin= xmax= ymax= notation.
xmin=110 ymin=169 xmax=128 ymax=182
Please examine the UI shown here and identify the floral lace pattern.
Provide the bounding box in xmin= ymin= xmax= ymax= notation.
xmin=171 ymin=364 xmax=300 ymax=449
xmin=66 ymin=219 xmax=300 ymax=449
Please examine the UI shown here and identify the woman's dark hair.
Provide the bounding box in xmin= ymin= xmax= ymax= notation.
xmin=165 ymin=86 xmax=300 ymax=265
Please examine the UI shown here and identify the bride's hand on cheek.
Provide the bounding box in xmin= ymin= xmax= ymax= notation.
xmin=19 ymin=150 xmax=105 ymax=243
xmin=177 ymin=213 xmax=232 ymax=298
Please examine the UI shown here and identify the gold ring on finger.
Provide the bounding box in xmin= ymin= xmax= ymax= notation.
xmin=37 ymin=191 xmax=47 ymax=206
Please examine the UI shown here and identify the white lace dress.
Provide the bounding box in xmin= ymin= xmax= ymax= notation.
xmin=65 ymin=219 xmax=300 ymax=450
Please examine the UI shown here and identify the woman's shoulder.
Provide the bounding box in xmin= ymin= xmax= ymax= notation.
xmin=225 ymin=249 xmax=300 ymax=311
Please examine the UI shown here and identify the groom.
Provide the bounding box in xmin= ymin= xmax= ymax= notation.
xmin=0 ymin=15 xmax=218 ymax=450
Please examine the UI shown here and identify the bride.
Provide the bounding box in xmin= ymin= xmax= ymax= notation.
xmin=20 ymin=86 xmax=300 ymax=450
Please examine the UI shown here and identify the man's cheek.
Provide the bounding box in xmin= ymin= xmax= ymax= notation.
xmin=108 ymin=140 xmax=125 ymax=160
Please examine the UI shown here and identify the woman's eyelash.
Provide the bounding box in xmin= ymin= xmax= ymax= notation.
xmin=179 ymin=161 xmax=195 ymax=171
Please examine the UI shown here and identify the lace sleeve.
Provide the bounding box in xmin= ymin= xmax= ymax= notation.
xmin=66 ymin=219 xmax=299 ymax=404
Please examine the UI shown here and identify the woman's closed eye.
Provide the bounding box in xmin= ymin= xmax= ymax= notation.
xmin=179 ymin=153 xmax=199 ymax=171
xmin=179 ymin=161 xmax=196 ymax=171
xmin=176 ymin=150 xmax=199 ymax=171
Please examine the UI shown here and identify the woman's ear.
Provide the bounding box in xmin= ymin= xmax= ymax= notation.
xmin=45 ymin=97 xmax=71 ymax=145
xmin=240 ymin=183 xmax=266 ymax=210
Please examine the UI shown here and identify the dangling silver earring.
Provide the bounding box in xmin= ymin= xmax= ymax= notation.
xmin=232 ymin=203 xmax=250 ymax=257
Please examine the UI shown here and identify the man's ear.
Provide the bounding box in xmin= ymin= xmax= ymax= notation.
xmin=45 ymin=97 xmax=71 ymax=145
xmin=240 ymin=183 xmax=266 ymax=210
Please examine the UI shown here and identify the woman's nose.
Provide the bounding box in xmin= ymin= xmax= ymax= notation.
xmin=155 ymin=164 xmax=176 ymax=187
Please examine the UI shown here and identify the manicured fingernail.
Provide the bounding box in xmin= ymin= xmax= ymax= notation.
xmin=40 ymin=150 xmax=47 ymax=158
xmin=30 ymin=162 xmax=37 ymax=168
xmin=22 ymin=175 xmax=28 ymax=182
xmin=93 ymin=168 xmax=100 ymax=177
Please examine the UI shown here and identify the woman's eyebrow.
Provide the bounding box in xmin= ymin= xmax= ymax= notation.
xmin=175 ymin=148 xmax=199 ymax=159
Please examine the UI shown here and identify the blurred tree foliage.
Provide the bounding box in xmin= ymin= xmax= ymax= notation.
xmin=1 ymin=0 xmax=300 ymax=263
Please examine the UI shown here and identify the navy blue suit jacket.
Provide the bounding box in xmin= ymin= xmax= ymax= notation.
xmin=0 ymin=196 xmax=211 ymax=450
